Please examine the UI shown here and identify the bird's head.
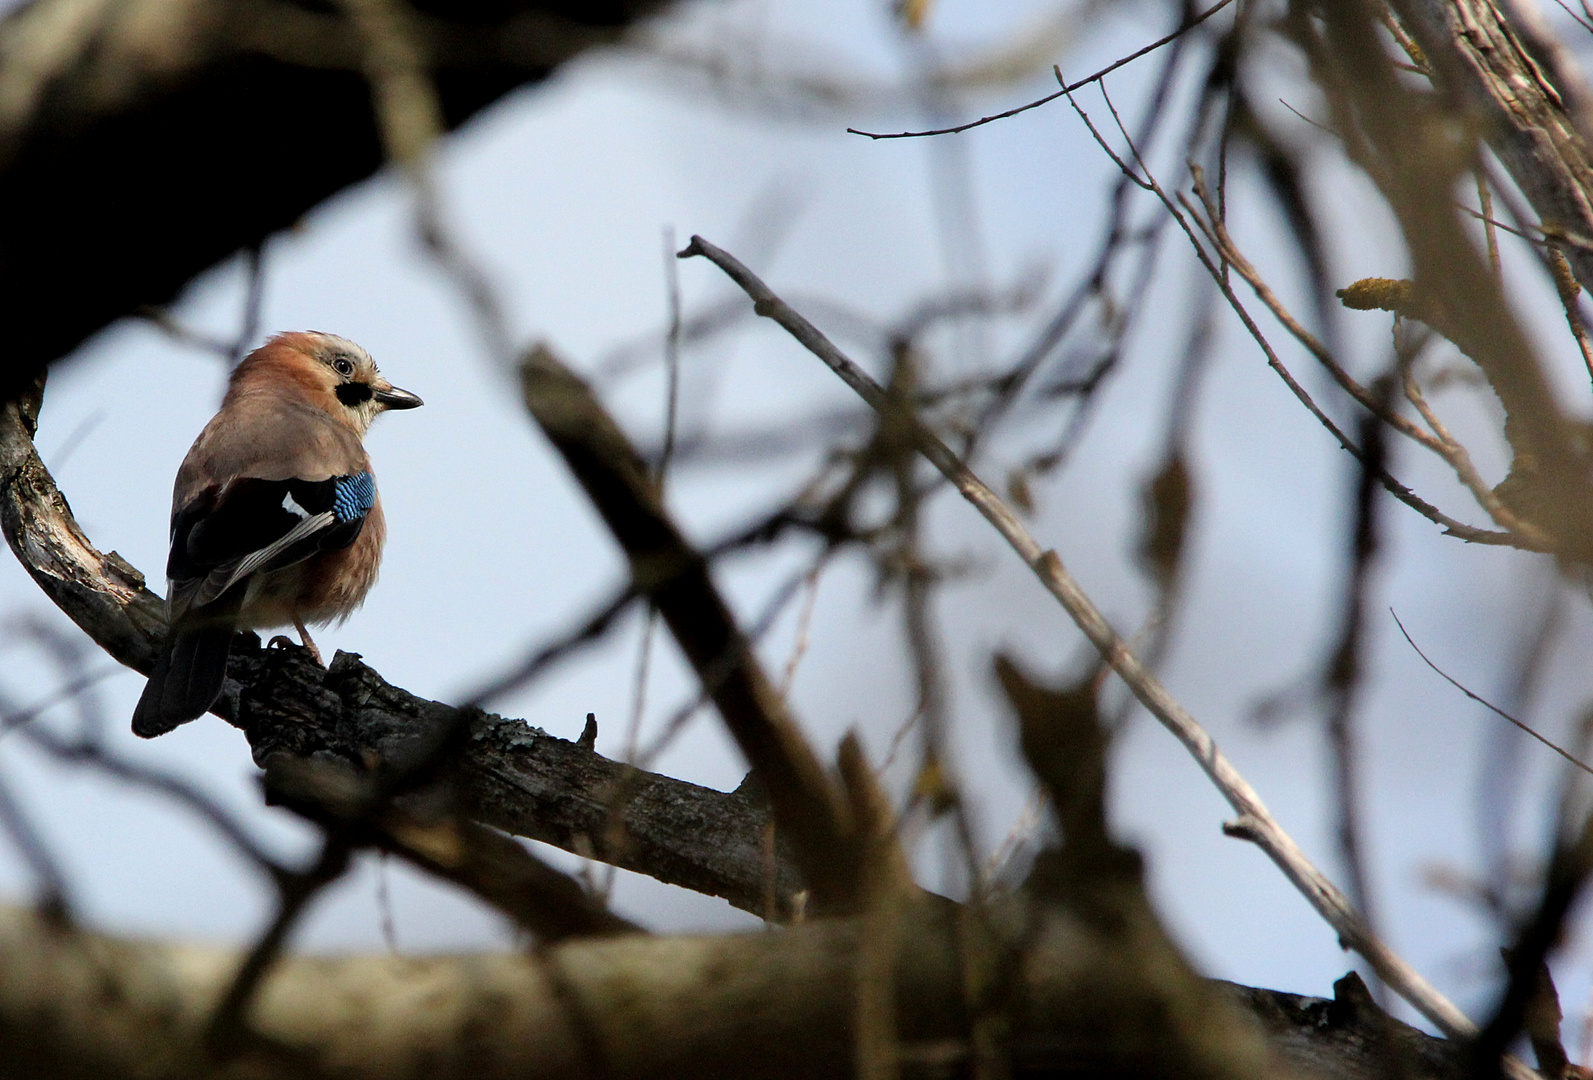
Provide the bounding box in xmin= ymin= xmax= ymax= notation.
xmin=234 ymin=331 xmax=423 ymax=436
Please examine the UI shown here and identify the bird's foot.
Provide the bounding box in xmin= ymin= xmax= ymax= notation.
xmin=267 ymin=629 xmax=325 ymax=667
xmin=292 ymin=616 xmax=325 ymax=667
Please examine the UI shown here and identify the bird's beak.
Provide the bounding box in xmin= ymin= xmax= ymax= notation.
xmin=373 ymin=384 xmax=423 ymax=410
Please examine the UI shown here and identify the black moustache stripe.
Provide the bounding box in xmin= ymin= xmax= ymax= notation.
xmin=336 ymin=382 xmax=374 ymax=406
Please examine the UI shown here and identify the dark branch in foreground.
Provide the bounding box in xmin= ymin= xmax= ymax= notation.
xmin=519 ymin=344 xmax=863 ymax=910
xmin=0 ymin=0 xmax=669 ymax=396
xmin=0 ymin=897 xmax=1469 ymax=1080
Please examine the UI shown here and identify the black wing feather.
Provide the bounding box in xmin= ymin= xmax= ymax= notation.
xmin=135 ymin=473 xmax=371 ymax=738
xmin=173 ymin=476 xmax=347 ymax=578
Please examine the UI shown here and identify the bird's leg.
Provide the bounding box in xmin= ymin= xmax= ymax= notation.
xmin=292 ymin=615 xmax=325 ymax=667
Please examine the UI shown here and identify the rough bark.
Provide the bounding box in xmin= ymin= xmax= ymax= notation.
xmin=1392 ymin=0 xmax=1593 ymax=290
xmin=0 ymin=0 xmax=667 ymax=396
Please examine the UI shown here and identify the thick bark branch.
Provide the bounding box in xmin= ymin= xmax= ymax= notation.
xmin=0 ymin=896 xmax=1455 ymax=1080
xmin=0 ymin=0 xmax=667 ymax=393
xmin=1393 ymin=0 xmax=1593 ymax=290
xmin=0 ymin=378 xmax=806 ymax=918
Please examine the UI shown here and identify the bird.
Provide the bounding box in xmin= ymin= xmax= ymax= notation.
xmin=132 ymin=331 xmax=422 ymax=738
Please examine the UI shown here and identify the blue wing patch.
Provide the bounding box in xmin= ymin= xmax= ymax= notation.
xmin=332 ymin=471 xmax=376 ymax=523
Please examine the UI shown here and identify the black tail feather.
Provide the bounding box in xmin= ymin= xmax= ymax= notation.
xmin=132 ymin=625 xmax=235 ymax=738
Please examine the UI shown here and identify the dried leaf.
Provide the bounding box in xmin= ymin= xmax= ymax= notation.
xmin=1007 ymin=468 xmax=1035 ymax=516
xmin=1138 ymin=452 xmax=1192 ymax=587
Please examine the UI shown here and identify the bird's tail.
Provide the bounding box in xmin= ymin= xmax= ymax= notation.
xmin=132 ymin=623 xmax=236 ymax=738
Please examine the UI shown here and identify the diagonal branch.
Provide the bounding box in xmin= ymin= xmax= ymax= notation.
xmin=519 ymin=343 xmax=862 ymax=910
xmin=678 ymin=233 xmax=1494 ymax=1049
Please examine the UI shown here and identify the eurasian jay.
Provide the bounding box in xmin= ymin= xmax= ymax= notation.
xmin=132 ymin=331 xmax=422 ymax=738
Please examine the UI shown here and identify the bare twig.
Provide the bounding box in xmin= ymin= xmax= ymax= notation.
xmin=1391 ymin=611 xmax=1593 ymax=777
xmin=1476 ymin=171 xmax=1502 ymax=277
xmin=1546 ymin=246 xmax=1593 ymax=389
xmin=846 ymin=0 xmax=1237 ymax=139
xmin=680 ymin=233 xmax=1491 ymax=1044
xmin=1060 ymin=92 xmax=1524 ymax=549
xmin=1181 ymin=168 xmax=1546 ymax=543
xmin=779 ymin=561 xmax=824 ymax=697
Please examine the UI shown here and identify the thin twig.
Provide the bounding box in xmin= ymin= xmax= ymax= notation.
xmin=1060 ymin=92 xmax=1521 ymax=547
xmin=1477 ymin=171 xmax=1502 ymax=278
xmin=779 ymin=561 xmax=825 ymax=697
xmin=680 ymin=232 xmax=1489 ymax=1043
xmin=1181 ymin=172 xmax=1445 ymax=455
xmin=0 ymin=767 xmax=71 ymax=923
xmin=1391 ymin=610 xmax=1593 ymax=777
xmin=846 ymin=0 xmax=1237 ymax=139
xmin=1546 ymin=246 xmax=1593 ymax=390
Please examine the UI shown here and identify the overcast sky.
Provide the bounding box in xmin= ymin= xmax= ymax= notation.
xmin=2 ymin=0 xmax=1592 ymax=1043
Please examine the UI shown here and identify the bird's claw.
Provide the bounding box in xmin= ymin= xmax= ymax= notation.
xmin=267 ymin=634 xmax=325 ymax=667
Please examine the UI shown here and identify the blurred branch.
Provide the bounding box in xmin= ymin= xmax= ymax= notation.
xmin=0 ymin=896 xmax=1465 ymax=1080
xmin=262 ymin=753 xmax=641 ymax=941
xmin=0 ymin=767 xmax=70 ymax=924
xmin=519 ymin=342 xmax=863 ymax=910
xmin=0 ymin=0 xmax=667 ymax=396
xmin=0 ymin=375 xmax=808 ymax=919
xmin=679 ymin=232 xmax=1497 ymax=1048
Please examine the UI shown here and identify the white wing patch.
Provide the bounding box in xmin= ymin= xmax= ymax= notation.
xmin=281 ymin=491 xmax=312 ymax=520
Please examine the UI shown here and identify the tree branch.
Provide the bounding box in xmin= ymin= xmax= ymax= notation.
xmin=519 ymin=343 xmax=863 ymax=910
xmin=0 ymin=376 xmax=807 ymax=920
xmin=1392 ymin=0 xmax=1593 ymax=294
xmin=0 ymin=897 xmax=1449 ymax=1080
xmin=677 ymin=233 xmax=1495 ymax=1050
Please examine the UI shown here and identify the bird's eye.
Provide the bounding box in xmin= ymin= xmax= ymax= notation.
xmin=333 ymin=358 xmax=355 ymax=377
